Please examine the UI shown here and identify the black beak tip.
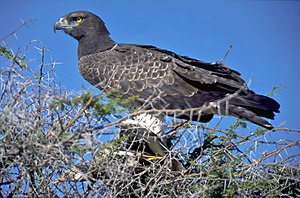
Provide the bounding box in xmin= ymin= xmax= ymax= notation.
xmin=53 ymin=20 xmax=63 ymax=33
xmin=53 ymin=21 xmax=59 ymax=33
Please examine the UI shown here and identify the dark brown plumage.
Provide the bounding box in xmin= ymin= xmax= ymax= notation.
xmin=54 ymin=10 xmax=280 ymax=129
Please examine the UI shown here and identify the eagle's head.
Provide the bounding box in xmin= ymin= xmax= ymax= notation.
xmin=54 ymin=10 xmax=110 ymax=41
xmin=54 ymin=11 xmax=115 ymax=57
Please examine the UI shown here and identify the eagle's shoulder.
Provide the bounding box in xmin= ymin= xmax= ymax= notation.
xmin=130 ymin=44 xmax=241 ymax=76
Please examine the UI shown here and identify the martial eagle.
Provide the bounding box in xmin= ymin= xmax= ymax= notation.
xmin=54 ymin=10 xmax=280 ymax=130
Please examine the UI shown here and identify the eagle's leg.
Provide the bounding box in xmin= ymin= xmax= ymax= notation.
xmin=121 ymin=113 xmax=184 ymax=171
xmin=121 ymin=113 xmax=168 ymax=158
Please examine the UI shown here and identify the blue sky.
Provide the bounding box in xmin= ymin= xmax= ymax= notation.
xmin=1 ymin=1 xmax=300 ymax=133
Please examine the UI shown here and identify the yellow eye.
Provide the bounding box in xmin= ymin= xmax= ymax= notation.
xmin=74 ymin=17 xmax=83 ymax=23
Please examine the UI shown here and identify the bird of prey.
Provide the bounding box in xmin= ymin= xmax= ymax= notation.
xmin=54 ymin=10 xmax=280 ymax=130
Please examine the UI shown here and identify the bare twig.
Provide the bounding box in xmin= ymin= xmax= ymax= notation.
xmin=218 ymin=44 xmax=233 ymax=63
xmin=0 ymin=18 xmax=33 ymax=41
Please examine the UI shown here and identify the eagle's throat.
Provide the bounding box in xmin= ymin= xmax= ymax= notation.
xmin=78 ymin=34 xmax=116 ymax=58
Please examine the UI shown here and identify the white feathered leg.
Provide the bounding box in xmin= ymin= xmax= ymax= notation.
xmin=121 ymin=113 xmax=167 ymax=156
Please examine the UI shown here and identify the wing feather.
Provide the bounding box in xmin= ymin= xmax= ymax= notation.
xmin=78 ymin=43 xmax=279 ymax=128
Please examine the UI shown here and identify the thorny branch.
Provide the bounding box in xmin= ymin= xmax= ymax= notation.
xmin=87 ymin=82 xmax=248 ymax=132
xmin=0 ymin=25 xmax=299 ymax=197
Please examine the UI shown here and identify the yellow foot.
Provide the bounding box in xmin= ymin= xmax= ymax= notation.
xmin=142 ymin=154 xmax=163 ymax=161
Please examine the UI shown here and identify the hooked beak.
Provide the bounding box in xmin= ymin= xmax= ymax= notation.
xmin=54 ymin=17 xmax=67 ymax=33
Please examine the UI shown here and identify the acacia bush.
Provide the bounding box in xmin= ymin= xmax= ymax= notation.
xmin=0 ymin=23 xmax=299 ymax=198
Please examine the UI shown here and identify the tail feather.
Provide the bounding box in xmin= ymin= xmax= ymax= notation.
xmin=231 ymin=94 xmax=280 ymax=116
xmin=227 ymin=105 xmax=274 ymax=129
xmin=219 ymin=93 xmax=280 ymax=129
xmin=245 ymin=106 xmax=275 ymax=120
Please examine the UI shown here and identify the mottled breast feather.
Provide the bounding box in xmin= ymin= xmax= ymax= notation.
xmin=78 ymin=44 xmax=279 ymax=127
xmin=79 ymin=44 xmax=198 ymax=109
xmin=78 ymin=44 xmax=244 ymax=110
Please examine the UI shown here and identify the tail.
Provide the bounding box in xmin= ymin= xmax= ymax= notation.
xmin=221 ymin=94 xmax=280 ymax=129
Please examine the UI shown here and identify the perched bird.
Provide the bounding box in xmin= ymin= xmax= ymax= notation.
xmin=54 ymin=10 xmax=280 ymax=130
